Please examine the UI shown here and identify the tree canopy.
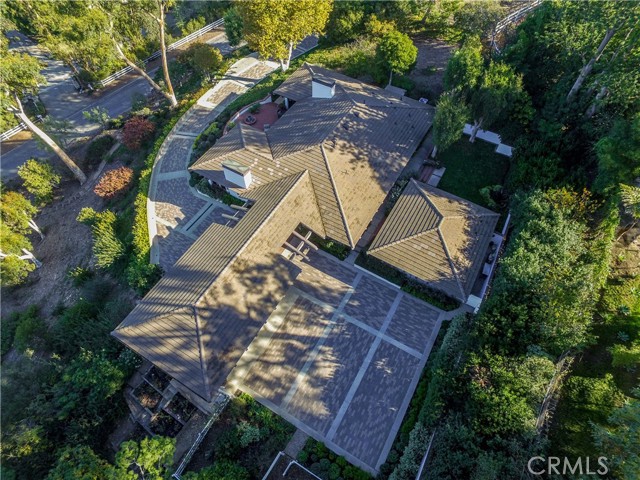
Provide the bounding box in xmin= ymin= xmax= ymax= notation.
xmin=237 ymin=0 xmax=333 ymax=70
xmin=376 ymin=29 xmax=417 ymax=85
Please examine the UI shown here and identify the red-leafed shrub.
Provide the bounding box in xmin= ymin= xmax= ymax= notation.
xmin=94 ymin=166 xmax=134 ymax=199
xmin=123 ymin=116 xmax=155 ymax=150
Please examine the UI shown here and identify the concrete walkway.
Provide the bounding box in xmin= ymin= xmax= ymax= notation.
xmin=148 ymin=39 xmax=318 ymax=270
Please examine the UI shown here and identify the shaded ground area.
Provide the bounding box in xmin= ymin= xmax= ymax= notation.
xmin=408 ymin=37 xmax=455 ymax=101
xmin=227 ymin=250 xmax=442 ymax=474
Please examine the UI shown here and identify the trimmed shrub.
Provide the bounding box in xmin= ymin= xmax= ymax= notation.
xmin=13 ymin=306 xmax=48 ymax=353
xmin=77 ymin=208 xmax=125 ymax=269
xmin=17 ymin=159 xmax=60 ymax=205
xmin=94 ymin=166 xmax=134 ymax=199
xmin=123 ymin=117 xmax=155 ymax=150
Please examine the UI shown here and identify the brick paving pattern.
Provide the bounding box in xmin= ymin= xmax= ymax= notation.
xmin=386 ymin=295 xmax=440 ymax=353
xmin=287 ymin=317 xmax=374 ymax=435
xmin=344 ymin=275 xmax=397 ymax=329
xmin=229 ymin=251 xmax=442 ymax=474
xmin=154 ymin=177 xmax=207 ymax=227
xmin=156 ymin=225 xmax=197 ymax=271
xmin=158 ymin=138 xmax=192 ymax=173
xmin=331 ymin=340 xmax=421 ymax=468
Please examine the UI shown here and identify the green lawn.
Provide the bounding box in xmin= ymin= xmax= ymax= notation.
xmin=437 ymin=138 xmax=511 ymax=210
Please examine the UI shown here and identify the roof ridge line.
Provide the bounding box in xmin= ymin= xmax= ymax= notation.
xmin=114 ymin=305 xmax=193 ymax=332
xmin=192 ymin=305 xmax=213 ymax=401
xmin=320 ymin=144 xmax=355 ymax=248
xmin=368 ymin=229 xmax=434 ymax=253
xmin=435 ymin=226 xmax=466 ymax=301
xmin=412 ymin=179 xmax=444 ymax=219
xmin=194 ymin=170 xmax=309 ymax=306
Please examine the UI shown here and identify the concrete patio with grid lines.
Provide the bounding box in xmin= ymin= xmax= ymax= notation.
xmin=226 ymin=249 xmax=443 ymax=474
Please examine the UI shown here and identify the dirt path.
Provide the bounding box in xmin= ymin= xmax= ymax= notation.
xmin=1 ymin=173 xmax=107 ymax=319
xmin=409 ymin=37 xmax=456 ymax=102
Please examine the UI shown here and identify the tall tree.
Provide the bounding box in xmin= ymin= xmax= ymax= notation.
xmin=0 ymin=51 xmax=87 ymax=183
xmin=592 ymin=390 xmax=640 ymax=480
xmin=223 ymin=6 xmax=244 ymax=47
xmin=469 ymin=61 xmax=524 ymax=142
xmin=443 ymin=38 xmax=483 ymax=97
xmin=564 ymin=1 xmax=640 ymax=102
xmin=432 ymin=90 xmax=469 ymax=157
xmin=0 ymin=189 xmax=42 ymax=238
xmin=237 ymin=0 xmax=333 ymax=71
xmin=101 ymin=0 xmax=178 ymax=107
xmin=376 ymin=29 xmax=418 ymax=86
xmin=0 ymin=224 xmax=36 ymax=286
xmin=46 ymin=446 xmax=114 ymax=480
xmin=115 ymin=436 xmax=175 ymax=480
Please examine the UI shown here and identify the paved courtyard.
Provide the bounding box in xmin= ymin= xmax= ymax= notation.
xmin=226 ymin=250 xmax=443 ymax=474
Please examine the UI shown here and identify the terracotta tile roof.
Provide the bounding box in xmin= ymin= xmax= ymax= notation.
xmin=369 ymin=180 xmax=499 ymax=301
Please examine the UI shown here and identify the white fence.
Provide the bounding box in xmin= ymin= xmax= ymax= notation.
xmin=491 ymin=0 xmax=543 ymax=52
xmin=0 ymin=122 xmax=27 ymax=142
xmin=99 ymin=18 xmax=225 ymax=88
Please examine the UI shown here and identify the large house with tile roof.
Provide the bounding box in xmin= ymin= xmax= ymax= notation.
xmin=112 ymin=64 xmax=496 ymax=405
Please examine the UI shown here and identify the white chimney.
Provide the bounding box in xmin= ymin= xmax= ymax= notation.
xmin=222 ymin=159 xmax=252 ymax=189
xmin=312 ymin=76 xmax=335 ymax=99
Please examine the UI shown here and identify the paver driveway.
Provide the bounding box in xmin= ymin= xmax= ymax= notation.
xmin=226 ymin=250 xmax=443 ymax=474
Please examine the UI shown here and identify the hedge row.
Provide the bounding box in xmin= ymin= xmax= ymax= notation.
xmin=126 ymin=85 xmax=213 ymax=294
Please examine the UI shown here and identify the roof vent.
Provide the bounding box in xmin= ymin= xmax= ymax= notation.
xmin=312 ymin=76 xmax=335 ymax=99
xmin=222 ymin=159 xmax=252 ymax=189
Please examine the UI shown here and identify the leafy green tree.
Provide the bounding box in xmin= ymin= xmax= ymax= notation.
xmin=610 ymin=341 xmax=640 ymax=368
xmin=0 ymin=224 xmax=35 ymax=286
xmin=46 ymin=446 xmax=114 ymax=480
xmin=77 ymin=207 xmax=125 ymax=269
xmin=324 ymin=0 xmax=366 ymax=44
xmin=182 ymin=43 xmax=223 ymax=80
xmin=17 ymin=159 xmax=61 ymax=205
xmin=0 ymin=189 xmax=39 ymax=236
xmin=595 ymin=114 xmax=640 ymax=193
xmin=0 ymin=49 xmax=86 ymax=183
xmin=469 ymin=62 xmax=524 ymax=142
xmin=82 ymin=106 xmax=111 ymax=131
xmin=13 ymin=306 xmax=48 ymax=353
xmin=237 ymin=0 xmax=333 ymax=71
xmin=376 ymin=29 xmax=417 ymax=86
xmin=115 ymin=436 xmax=176 ymax=480
xmin=183 ymin=460 xmax=250 ymax=480
xmin=453 ymin=0 xmax=504 ymax=40
xmin=443 ymin=38 xmax=483 ymax=95
xmin=592 ymin=389 xmax=640 ymax=479
xmin=432 ymin=90 xmax=469 ymax=157
xmin=223 ymin=6 xmax=244 ymax=47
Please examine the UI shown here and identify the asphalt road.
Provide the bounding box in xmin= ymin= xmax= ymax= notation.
xmin=0 ymin=29 xmax=232 ymax=180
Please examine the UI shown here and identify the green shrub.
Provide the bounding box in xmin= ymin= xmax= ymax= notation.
xmin=77 ymin=208 xmax=125 ymax=269
xmin=85 ymin=135 xmax=116 ymax=168
xmin=237 ymin=422 xmax=262 ymax=447
xmin=17 ymin=159 xmax=60 ymax=205
xmin=67 ymin=266 xmax=94 ymax=287
xmin=13 ymin=306 xmax=48 ymax=353
xmin=1 ymin=311 xmax=20 ymax=356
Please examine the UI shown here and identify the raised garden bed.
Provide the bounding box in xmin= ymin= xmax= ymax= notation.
xmin=145 ymin=366 xmax=171 ymax=392
xmin=134 ymin=381 xmax=162 ymax=411
xmin=150 ymin=410 xmax=183 ymax=437
xmin=166 ymin=393 xmax=197 ymax=423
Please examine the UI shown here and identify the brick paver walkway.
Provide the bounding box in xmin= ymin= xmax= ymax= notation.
xmin=147 ymin=39 xmax=318 ymax=269
xmin=148 ymin=55 xmax=277 ymax=269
